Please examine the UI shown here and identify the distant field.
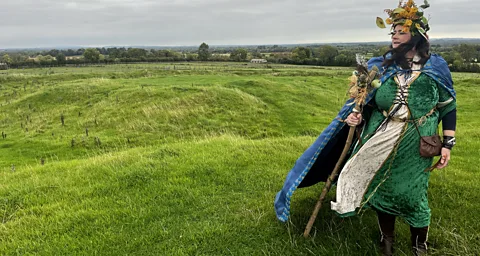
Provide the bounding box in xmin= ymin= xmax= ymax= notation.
xmin=0 ymin=62 xmax=479 ymax=255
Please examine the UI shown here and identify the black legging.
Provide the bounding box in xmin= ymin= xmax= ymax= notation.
xmin=376 ymin=210 xmax=396 ymax=238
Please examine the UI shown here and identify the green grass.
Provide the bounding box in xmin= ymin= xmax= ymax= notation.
xmin=0 ymin=63 xmax=479 ymax=255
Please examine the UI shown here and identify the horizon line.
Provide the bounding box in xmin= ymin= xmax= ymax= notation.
xmin=2 ymin=37 xmax=480 ymax=51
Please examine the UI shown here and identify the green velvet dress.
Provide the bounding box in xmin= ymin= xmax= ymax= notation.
xmin=330 ymin=71 xmax=456 ymax=228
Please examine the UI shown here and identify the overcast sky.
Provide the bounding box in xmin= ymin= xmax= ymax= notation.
xmin=1 ymin=0 xmax=479 ymax=48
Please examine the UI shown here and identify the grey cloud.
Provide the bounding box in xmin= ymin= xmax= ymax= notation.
xmin=1 ymin=0 xmax=479 ymax=48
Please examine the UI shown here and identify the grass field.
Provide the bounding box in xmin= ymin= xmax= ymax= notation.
xmin=0 ymin=62 xmax=479 ymax=255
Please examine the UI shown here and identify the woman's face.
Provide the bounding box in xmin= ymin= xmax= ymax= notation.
xmin=390 ymin=25 xmax=412 ymax=48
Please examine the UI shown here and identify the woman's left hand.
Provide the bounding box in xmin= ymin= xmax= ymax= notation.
xmin=436 ymin=148 xmax=451 ymax=169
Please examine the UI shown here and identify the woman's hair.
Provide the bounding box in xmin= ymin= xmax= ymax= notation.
xmin=382 ymin=26 xmax=430 ymax=69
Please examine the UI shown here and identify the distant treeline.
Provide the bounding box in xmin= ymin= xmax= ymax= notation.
xmin=1 ymin=42 xmax=479 ymax=72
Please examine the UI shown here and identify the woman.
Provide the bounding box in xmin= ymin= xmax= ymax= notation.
xmin=274 ymin=1 xmax=456 ymax=255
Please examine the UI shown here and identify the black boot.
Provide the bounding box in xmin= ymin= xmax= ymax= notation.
xmin=410 ymin=226 xmax=429 ymax=256
xmin=377 ymin=211 xmax=396 ymax=256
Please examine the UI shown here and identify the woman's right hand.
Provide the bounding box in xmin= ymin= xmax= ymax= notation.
xmin=345 ymin=112 xmax=363 ymax=127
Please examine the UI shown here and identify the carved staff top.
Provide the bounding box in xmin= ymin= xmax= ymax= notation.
xmin=348 ymin=54 xmax=381 ymax=112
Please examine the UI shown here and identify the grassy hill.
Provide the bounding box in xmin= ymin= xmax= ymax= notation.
xmin=0 ymin=63 xmax=479 ymax=255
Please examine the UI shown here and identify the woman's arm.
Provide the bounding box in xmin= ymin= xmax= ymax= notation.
xmin=437 ymin=109 xmax=457 ymax=169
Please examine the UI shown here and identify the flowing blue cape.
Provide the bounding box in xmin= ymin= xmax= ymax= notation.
xmin=274 ymin=54 xmax=455 ymax=222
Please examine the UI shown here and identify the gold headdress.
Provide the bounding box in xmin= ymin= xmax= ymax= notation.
xmin=376 ymin=0 xmax=430 ymax=38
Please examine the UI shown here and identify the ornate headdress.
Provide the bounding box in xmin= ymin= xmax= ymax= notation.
xmin=376 ymin=0 xmax=430 ymax=38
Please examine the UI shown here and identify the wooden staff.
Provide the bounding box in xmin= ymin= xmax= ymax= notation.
xmin=303 ymin=111 xmax=358 ymax=237
xmin=303 ymin=64 xmax=378 ymax=238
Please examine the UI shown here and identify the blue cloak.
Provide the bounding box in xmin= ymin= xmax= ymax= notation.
xmin=274 ymin=54 xmax=456 ymax=222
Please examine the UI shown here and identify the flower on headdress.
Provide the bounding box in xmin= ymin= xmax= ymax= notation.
xmin=402 ymin=26 xmax=410 ymax=33
xmin=386 ymin=18 xmax=393 ymax=25
xmin=409 ymin=7 xmax=418 ymax=16
xmin=404 ymin=19 xmax=413 ymax=27
xmin=415 ymin=23 xmax=422 ymax=29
